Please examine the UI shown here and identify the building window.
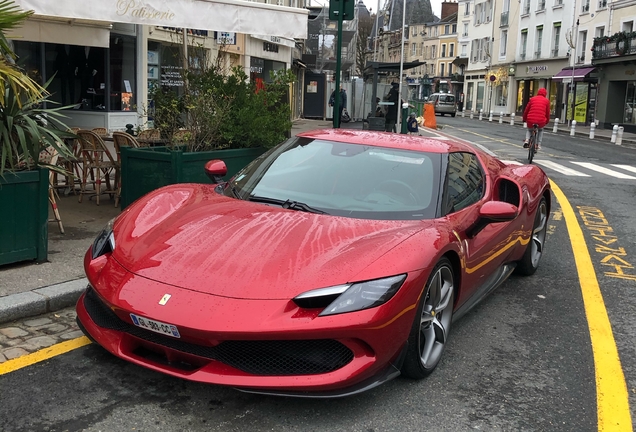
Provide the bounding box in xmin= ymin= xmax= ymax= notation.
xmin=412 ymin=43 xmax=416 ymax=56
xmin=442 ymin=44 xmax=447 ymax=57
xmin=623 ymin=21 xmax=633 ymax=33
xmin=523 ymin=0 xmax=531 ymax=14
xmin=581 ymin=0 xmax=590 ymax=12
xmin=461 ymin=43 xmax=467 ymax=56
xmin=464 ymin=2 xmax=470 ymax=15
xmin=536 ymin=26 xmax=543 ymax=58
xmin=578 ymin=30 xmax=587 ymax=63
xmin=412 ymin=26 xmax=417 ymax=36
xmin=448 ymin=63 xmax=453 ymax=75
xmin=450 ymin=43 xmax=455 ymax=57
xmin=595 ymin=26 xmax=604 ymax=39
xmin=500 ymin=30 xmax=508 ymax=56
xmin=521 ymin=30 xmax=528 ymax=59
xmin=452 ymin=24 xmax=457 ymax=33
xmin=463 ymin=23 xmax=469 ymax=37
xmin=552 ymin=23 xmax=561 ymax=57
xmin=441 ymin=63 xmax=445 ymax=77
xmin=445 ymin=25 xmax=450 ymax=34
xmin=432 ymin=45 xmax=437 ymax=59
xmin=495 ymin=82 xmax=509 ymax=106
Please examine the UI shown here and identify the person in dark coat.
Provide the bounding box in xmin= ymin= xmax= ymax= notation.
xmin=329 ymin=86 xmax=347 ymax=124
xmin=384 ymin=82 xmax=400 ymax=132
xmin=522 ymin=87 xmax=551 ymax=151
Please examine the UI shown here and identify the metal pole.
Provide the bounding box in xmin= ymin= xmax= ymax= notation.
xmin=569 ymin=19 xmax=579 ymax=125
xmin=333 ymin=0 xmax=345 ymax=128
xmin=373 ymin=0 xmax=381 ymax=61
xmin=183 ymin=28 xmax=188 ymax=71
xmin=396 ymin=0 xmax=407 ymax=131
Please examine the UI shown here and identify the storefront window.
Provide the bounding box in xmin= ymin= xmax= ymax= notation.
xmin=12 ymin=41 xmax=42 ymax=84
xmin=45 ymin=44 xmax=106 ymax=110
xmin=476 ymin=82 xmax=484 ymax=111
xmin=495 ymin=82 xmax=508 ymax=106
xmin=549 ymin=81 xmax=558 ymax=116
xmin=517 ymin=81 xmax=525 ymax=113
xmin=110 ymin=35 xmax=136 ymax=111
xmin=466 ymin=82 xmax=474 ymax=111
xmin=625 ymin=83 xmax=636 ymax=124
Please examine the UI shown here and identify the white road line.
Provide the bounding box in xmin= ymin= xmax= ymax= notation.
xmin=571 ymin=162 xmax=636 ymax=179
xmin=611 ymin=164 xmax=636 ymax=174
xmin=534 ymin=160 xmax=591 ymax=177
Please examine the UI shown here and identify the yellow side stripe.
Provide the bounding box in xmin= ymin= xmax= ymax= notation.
xmin=0 ymin=337 xmax=91 ymax=375
xmin=551 ymin=180 xmax=632 ymax=431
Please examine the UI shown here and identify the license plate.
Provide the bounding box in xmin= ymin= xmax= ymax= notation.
xmin=130 ymin=313 xmax=181 ymax=338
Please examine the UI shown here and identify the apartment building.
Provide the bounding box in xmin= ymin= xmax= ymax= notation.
xmin=590 ymin=0 xmax=636 ymax=131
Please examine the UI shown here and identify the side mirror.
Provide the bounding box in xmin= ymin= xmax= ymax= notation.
xmin=204 ymin=159 xmax=227 ymax=184
xmin=467 ymin=201 xmax=518 ymax=238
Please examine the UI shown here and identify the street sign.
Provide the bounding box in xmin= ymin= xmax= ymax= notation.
xmin=329 ymin=0 xmax=355 ymax=20
xmin=562 ymin=77 xmax=572 ymax=83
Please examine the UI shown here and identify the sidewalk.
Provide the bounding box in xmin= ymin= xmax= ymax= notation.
xmin=453 ymin=112 xmax=636 ymax=147
xmin=0 ymin=119 xmax=335 ymax=325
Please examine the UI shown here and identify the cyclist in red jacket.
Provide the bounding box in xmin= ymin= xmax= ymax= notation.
xmin=522 ymin=87 xmax=551 ymax=151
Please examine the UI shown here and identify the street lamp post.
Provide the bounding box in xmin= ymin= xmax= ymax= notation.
xmin=569 ymin=19 xmax=579 ymax=125
xmin=396 ymin=0 xmax=407 ymax=132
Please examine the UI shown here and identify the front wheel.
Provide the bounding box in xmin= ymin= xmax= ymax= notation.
xmin=401 ymin=258 xmax=455 ymax=379
xmin=527 ymin=136 xmax=536 ymax=164
xmin=516 ymin=197 xmax=548 ymax=275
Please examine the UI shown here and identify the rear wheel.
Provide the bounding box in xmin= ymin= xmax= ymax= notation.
xmin=401 ymin=258 xmax=455 ymax=379
xmin=516 ymin=197 xmax=548 ymax=275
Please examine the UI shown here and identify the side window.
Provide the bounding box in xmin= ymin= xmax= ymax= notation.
xmin=444 ymin=152 xmax=485 ymax=214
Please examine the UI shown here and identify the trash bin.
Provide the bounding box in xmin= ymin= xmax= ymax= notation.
xmin=367 ymin=115 xmax=385 ymax=131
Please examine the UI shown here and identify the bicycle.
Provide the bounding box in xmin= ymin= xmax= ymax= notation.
xmin=526 ymin=123 xmax=539 ymax=164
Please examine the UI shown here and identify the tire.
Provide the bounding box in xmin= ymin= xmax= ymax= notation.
xmin=451 ymin=112 xmax=456 ymax=117
xmin=516 ymin=197 xmax=548 ymax=275
xmin=401 ymin=257 xmax=455 ymax=379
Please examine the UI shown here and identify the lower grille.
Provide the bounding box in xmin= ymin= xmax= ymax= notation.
xmin=83 ymin=287 xmax=354 ymax=375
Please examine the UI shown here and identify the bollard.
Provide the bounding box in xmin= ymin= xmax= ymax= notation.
xmin=553 ymin=118 xmax=559 ymax=133
xmin=470 ymin=110 xmax=474 ymax=119
xmin=489 ymin=110 xmax=493 ymax=122
xmin=570 ymin=120 xmax=576 ymax=136
xmin=611 ymin=124 xmax=618 ymax=143
xmin=589 ymin=121 xmax=595 ymax=139
xmin=462 ymin=109 xmax=466 ymax=118
xmin=499 ymin=112 xmax=503 ymax=124
xmin=510 ymin=113 xmax=515 ymax=126
xmin=617 ymin=126 xmax=624 ymax=145
xmin=479 ymin=109 xmax=483 ymax=121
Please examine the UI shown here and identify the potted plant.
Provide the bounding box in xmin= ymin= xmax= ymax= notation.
xmin=120 ymin=61 xmax=294 ymax=209
xmin=0 ymin=0 xmax=74 ymax=266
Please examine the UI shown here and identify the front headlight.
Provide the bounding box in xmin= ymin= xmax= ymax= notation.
xmin=91 ymin=218 xmax=116 ymax=259
xmin=293 ymin=275 xmax=407 ymax=316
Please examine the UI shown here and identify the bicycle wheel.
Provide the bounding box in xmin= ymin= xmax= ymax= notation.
xmin=527 ymin=134 xmax=536 ymax=164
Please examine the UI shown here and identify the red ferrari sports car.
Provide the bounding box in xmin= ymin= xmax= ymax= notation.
xmin=76 ymin=129 xmax=551 ymax=397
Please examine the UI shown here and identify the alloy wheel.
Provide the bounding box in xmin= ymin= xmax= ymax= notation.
xmin=530 ymin=201 xmax=548 ymax=268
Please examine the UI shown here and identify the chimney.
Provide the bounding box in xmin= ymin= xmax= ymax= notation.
xmin=441 ymin=1 xmax=458 ymax=20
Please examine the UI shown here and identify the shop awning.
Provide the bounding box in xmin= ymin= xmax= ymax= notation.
xmin=552 ymin=67 xmax=596 ymax=81
xmin=8 ymin=17 xmax=111 ymax=48
xmin=16 ymin=0 xmax=308 ymax=39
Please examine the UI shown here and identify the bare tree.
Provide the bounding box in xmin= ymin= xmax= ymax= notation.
xmin=356 ymin=13 xmax=374 ymax=76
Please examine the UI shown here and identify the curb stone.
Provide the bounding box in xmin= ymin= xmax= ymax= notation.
xmin=0 ymin=278 xmax=87 ymax=325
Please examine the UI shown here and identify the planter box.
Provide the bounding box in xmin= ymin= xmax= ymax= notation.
xmin=120 ymin=146 xmax=268 ymax=209
xmin=0 ymin=168 xmax=49 ymax=266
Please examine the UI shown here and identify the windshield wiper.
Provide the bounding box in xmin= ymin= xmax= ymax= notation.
xmin=248 ymin=195 xmax=327 ymax=214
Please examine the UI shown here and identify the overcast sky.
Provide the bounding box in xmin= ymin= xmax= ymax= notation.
xmin=309 ymin=0 xmax=443 ymax=18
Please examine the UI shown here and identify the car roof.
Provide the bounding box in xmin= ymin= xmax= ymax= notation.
xmin=295 ymin=129 xmax=475 ymax=154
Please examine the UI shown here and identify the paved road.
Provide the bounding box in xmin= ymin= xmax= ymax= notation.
xmin=1 ymin=121 xmax=634 ymax=431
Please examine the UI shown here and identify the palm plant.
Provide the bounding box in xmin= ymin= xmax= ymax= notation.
xmin=0 ymin=0 xmax=73 ymax=174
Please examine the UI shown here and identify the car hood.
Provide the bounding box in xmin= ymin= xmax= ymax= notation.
xmin=113 ymin=184 xmax=427 ymax=300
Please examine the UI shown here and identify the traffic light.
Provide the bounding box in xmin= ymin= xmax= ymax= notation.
xmin=329 ymin=0 xmax=355 ymax=20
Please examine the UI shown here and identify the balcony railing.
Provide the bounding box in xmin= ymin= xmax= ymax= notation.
xmin=500 ymin=11 xmax=509 ymax=27
xmin=535 ymin=50 xmax=542 ymax=58
xmin=598 ymin=0 xmax=607 ymax=7
xmin=520 ymin=52 xmax=526 ymax=60
xmin=592 ymin=35 xmax=636 ymax=60
xmin=551 ymin=48 xmax=559 ymax=57
xmin=577 ymin=53 xmax=586 ymax=63
xmin=581 ymin=3 xmax=589 ymax=12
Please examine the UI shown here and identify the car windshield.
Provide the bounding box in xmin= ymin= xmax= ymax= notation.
xmin=222 ymin=137 xmax=442 ymax=220
xmin=440 ymin=95 xmax=455 ymax=103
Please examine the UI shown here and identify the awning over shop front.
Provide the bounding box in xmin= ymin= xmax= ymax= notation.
xmin=552 ymin=66 xmax=596 ymax=81
xmin=16 ymin=0 xmax=308 ymax=39
xmin=8 ymin=17 xmax=111 ymax=48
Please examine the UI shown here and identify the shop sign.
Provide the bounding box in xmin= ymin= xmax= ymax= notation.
xmin=250 ymin=57 xmax=264 ymax=75
xmin=215 ymin=32 xmax=236 ymax=45
xmin=251 ymin=34 xmax=296 ymax=48
xmin=160 ymin=65 xmax=184 ymax=88
xmin=527 ymin=65 xmax=548 ymax=74
xmin=263 ymin=42 xmax=279 ymax=53
xmin=117 ymin=0 xmax=175 ymax=21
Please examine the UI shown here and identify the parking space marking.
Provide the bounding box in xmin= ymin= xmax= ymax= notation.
xmin=0 ymin=337 xmax=91 ymax=376
xmin=550 ymin=180 xmax=632 ymax=431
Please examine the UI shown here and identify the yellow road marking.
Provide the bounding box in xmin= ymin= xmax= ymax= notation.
xmin=0 ymin=337 xmax=91 ymax=375
xmin=551 ymin=180 xmax=632 ymax=431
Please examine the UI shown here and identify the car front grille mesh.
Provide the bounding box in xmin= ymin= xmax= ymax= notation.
xmin=83 ymin=287 xmax=354 ymax=376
